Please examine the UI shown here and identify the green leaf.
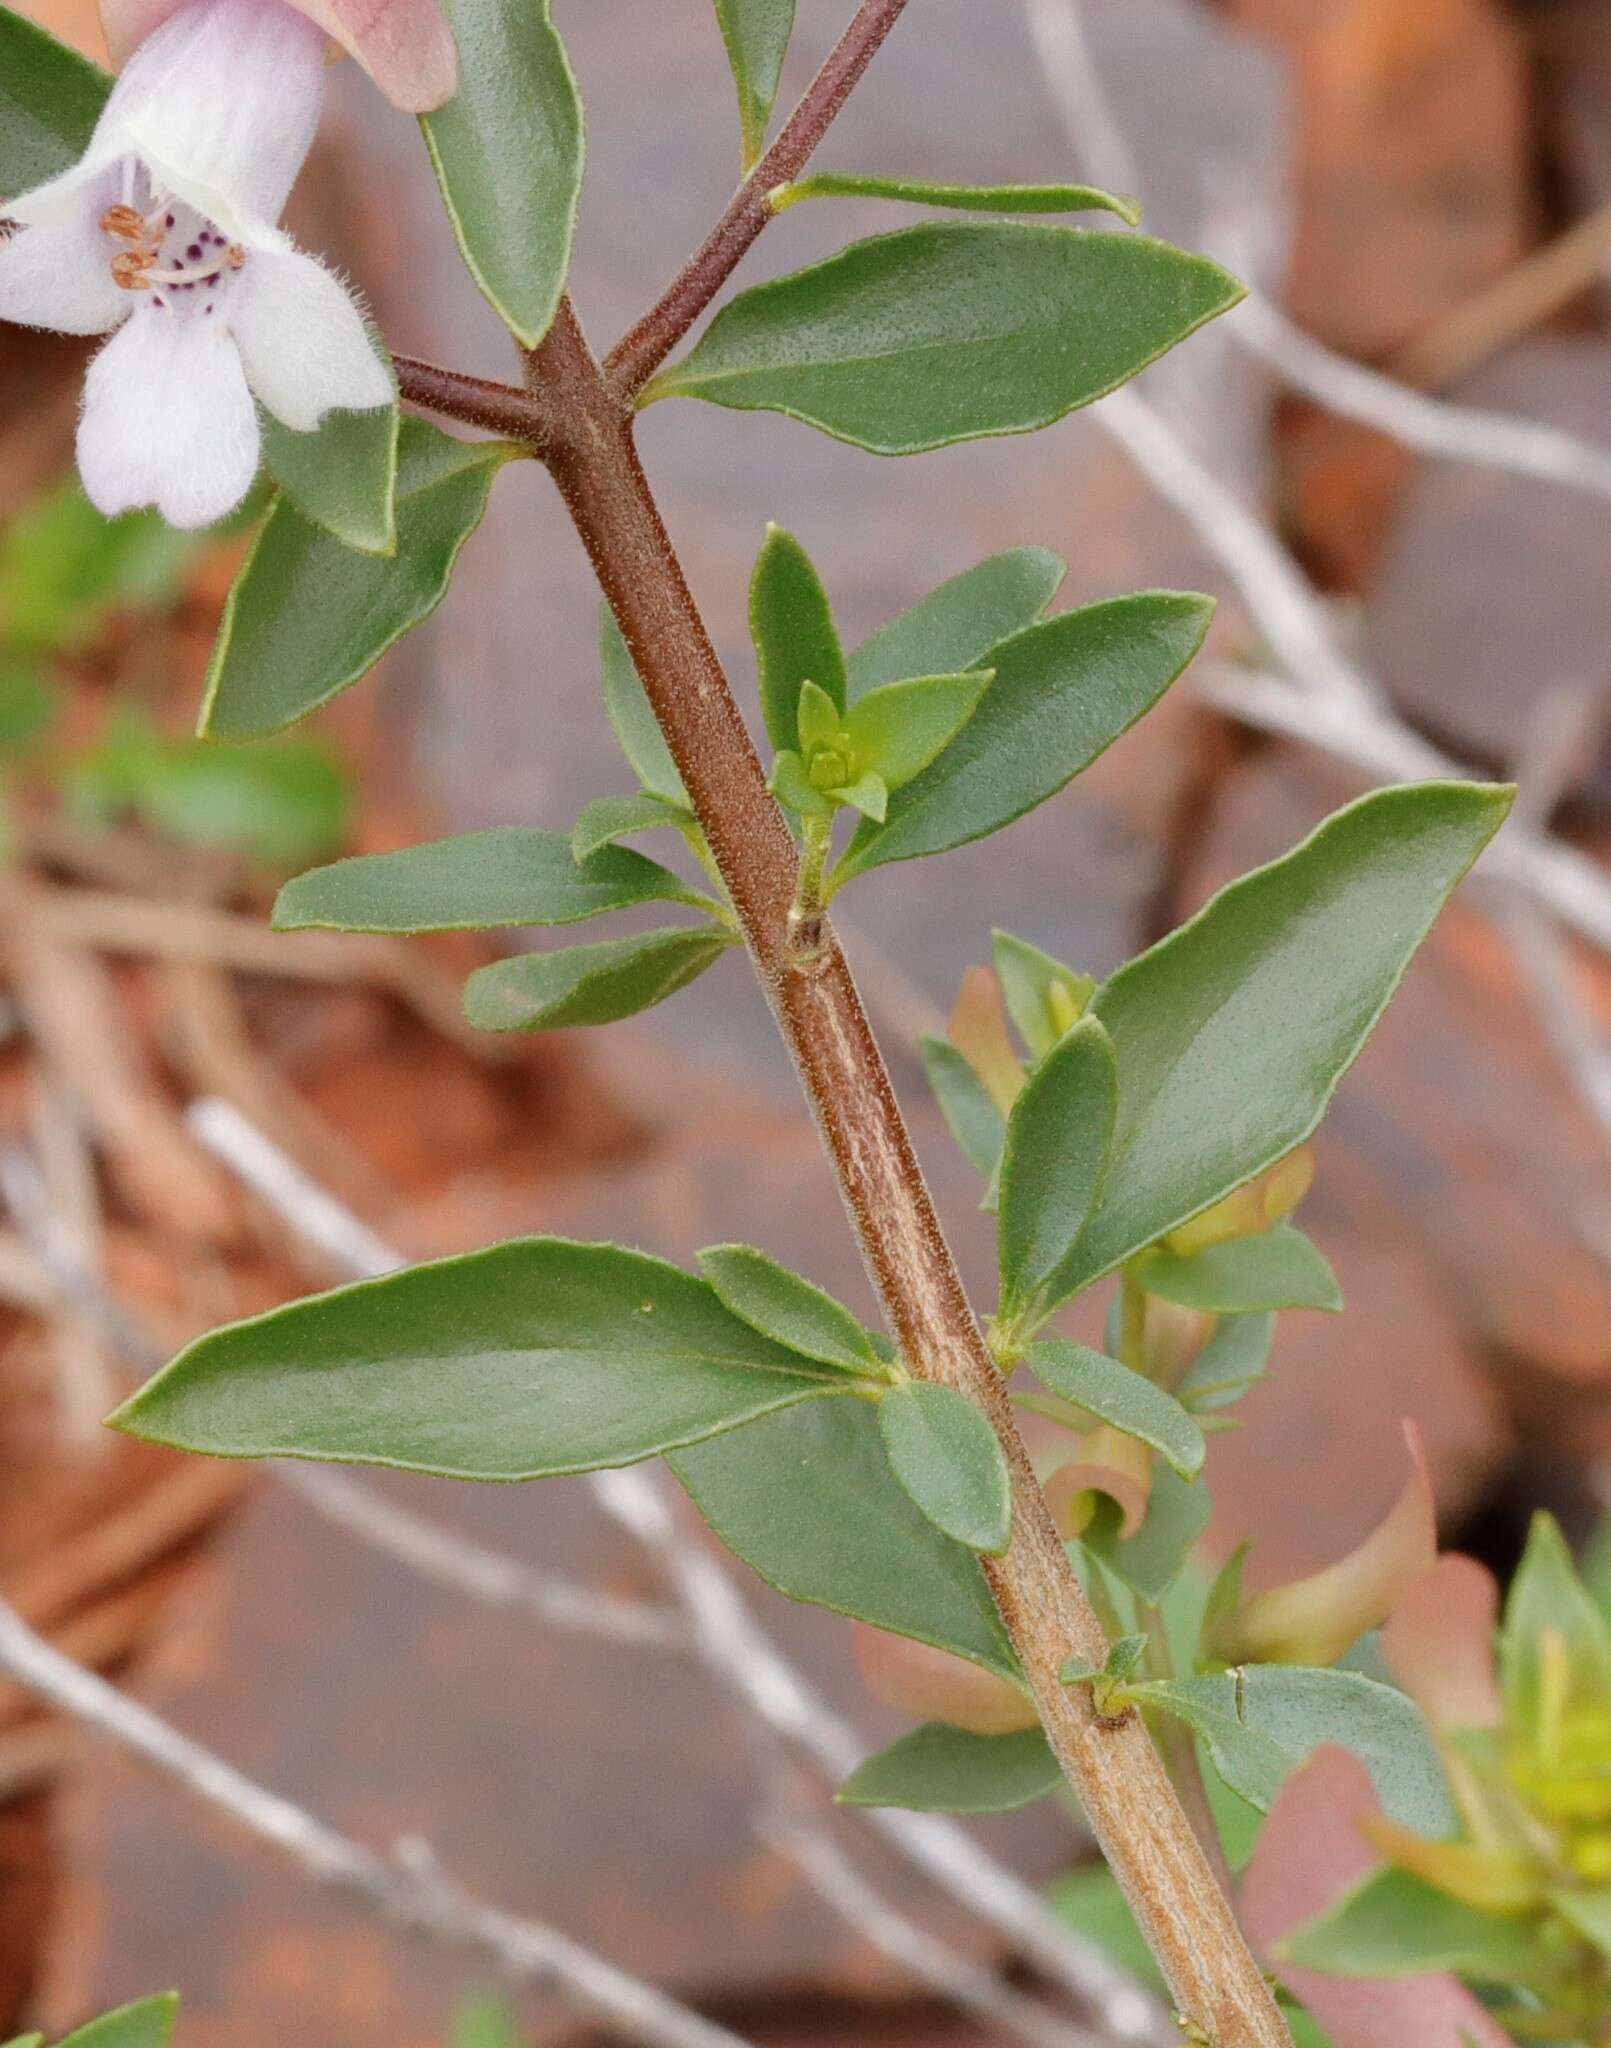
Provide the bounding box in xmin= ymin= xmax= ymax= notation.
xmin=0 ymin=480 xmax=201 ymax=655
xmin=64 ymin=714 xmax=350 ymax=868
xmin=838 ymin=1723 xmax=1059 ymax=1814
xmin=712 ymin=0 xmax=794 ymax=168
xmin=1500 ymin=1512 xmax=1611 ymax=1727
xmin=0 ymin=5 xmax=107 ymax=193
xmin=0 ymin=660 xmax=57 ymax=753
xmin=111 ymin=1239 xmax=847 ymax=1478
xmin=878 ymin=1381 xmax=1013 ymax=1555
xmin=260 ymin=326 xmax=399 ymax=557
xmin=1552 ymin=1886 xmax=1611 ymax=1958
xmin=60 ymin=1997 xmax=179 ymax=2048
xmin=1138 ymin=1223 xmax=1342 ymax=1315
xmin=847 ymin=547 xmax=1064 ymax=698
xmin=831 ymin=594 xmax=1213 ymax=883
xmin=998 ymin=1016 xmax=1115 ymax=1326
xmin=1081 ymin=1464 xmax=1210 ymax=1602
xmin=452 ymin=1996 xmax=521 ymax=2048
xmin=572 ymin=792 xmax=689 ymax=861
xmin=1025 ymin=1341 xmax=1204 ymax=1480
xmin=992 ymin=930 xmax=1093 ymax=1062
xmin=1061 ymin=782 xmax=1513 ymax=1295
xmin=645 ymin=223 xmax=1243 ymax=453
xmin=1134 ymin=1667 xmax=1454 ymax=1835
xmin=1176 ymin=1313 xmax=1275 ymax=1414
xmin=274 ymin=827 xmax=705 ymax=934
xmin=920 ymin=1036 xmax=1006 ymax=1184
xmin=599 ymin=607 xmax=688 ymax=803
xmin=750 ymin=524 xmax=846 ymax=752
xmin=200 ymin=421 xmax=512 ymax=740
xmin=774 ymin=174 xmax=1138 ymax=224
xmin=697 ymin=1245 xmax=881 ymax=1375
xmin=669 ymin=1396 xmax=1020 ymax=1683
xmin=842 ymin=672 xmax=991 ymax=791
xmin=837 ymin=769 xmax=887 ymax=822
xmin=1280 ymin=1868 xmax=1549 ymax=1984
xmin=462 ymin=925 xmax=733 ymax=1032
xmin=419 ymin=0 xmax=583 ymax=347
xmin=2 ymin=2034 xmax=45 ymax=2047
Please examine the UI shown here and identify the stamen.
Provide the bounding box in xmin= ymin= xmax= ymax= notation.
xmin=111 ymin=251 xmax=156 ymax=291
xmin=100 ymin=204 xmax=149 ymax=243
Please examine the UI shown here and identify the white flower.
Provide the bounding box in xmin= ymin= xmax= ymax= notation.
xmin=0 ymin=0 xmax=392 ymax=529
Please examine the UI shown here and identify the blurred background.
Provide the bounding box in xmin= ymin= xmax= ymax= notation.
xmin=3 ymin=0 xmax=1611 ymax=2041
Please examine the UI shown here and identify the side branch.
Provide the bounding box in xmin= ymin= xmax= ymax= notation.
xmin=528 ymin=303 xmax=1291 ymax=2048
xmin=393 ymin=355 xmax=548 ymax=444
xmin=604 ymin=0 xmax=914 ymax=396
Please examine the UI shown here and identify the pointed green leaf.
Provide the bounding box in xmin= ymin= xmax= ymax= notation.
xmin=992 ymin=930 xmax=1093 ymax=1061
xmin=697 ymin=1244 xmax=881 ymax=1375
xmin=847 ymin=547 xmax=1065 ymax=698
xmin=768 ymin=747 xmax=831 ymax=818
xmin=1135 ymin=1667 xmax=1453 ymax=1835
xmin=259 ymin=319 xmax=398 ymax=557
xmin=1552 ymin=1886 xmax=1611 ymax=1958
xmin=61 ymin=1997 xmax=178 ymax=2048
xmin=750 ymin=524 xmax=846 ymax=751
xmin=1500 ymin=1512 xmax=1611 ymax=1727
xmin=1081 ymin=1464 xmax=1210 ymax=1602
xmin=831 ymin=594 xmax=1213 ymax=883
xmin=878 ymin=1381 xmax=1012 ymax=1555
xmin=998 ymin=1016 xmax=1115 ymax=1325
xmin=1280 ymin=1868 xmax=1550 ymax=1983
xmin=1176 ymin=1313 xmax=1275 ymax=1414
xmin=713 ymin=0 xmax=794 ymax=167
xmin=3 ymin=2035 xmax=45 ymax=2047
xmin=920 ymin=1035 xmax=1006 ymax=1183
xmin=200 ymin=421 xmax=512 ymax=740
xmin=1139 ymin=1223 xmax=1342 ymax=1315
xmin=111 ymin=1239 xmax=847 ymax=1478
xmin=572 ymin=792 xmax=689 ymax=860
xmin=419 ymin=0 xmax=583 ymax=347
xmin=1061 ymin=782 xmax=1513 ymax=1295
xmin=774 ymin=173 xmax=1139 ymax=225
xmin=600 ymin=608 xmax=688 ymax=803
xmin=838 ymin=769 xmax=887 ymax=821
xmin=842 ymin=672 xmax=991 ymax=792
xmin=645 ymin=223 xmax=1243 ymax=453
xmin=670 ymin=1396 xmax=1020 ymax=1682
xmin=0 ymin=7 xmax=107 ymax=192
xmin=837 ymin=1723 xmax=1059 ymax=1814
xmin=273 ymin=827 xmax=706 ymax=934
xmin=1026 ymin=1341 xmax=1204 ymax=1479
xmin=463 ymin=924 xmax=733 ymax=1032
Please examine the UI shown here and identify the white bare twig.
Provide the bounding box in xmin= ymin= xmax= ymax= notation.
xmin=0 ymin=1598 xmax=755 ymax=2048
xmin=1230 ymin=293 xmax=1611 ymax=505
xmin=1023 ymin=0 xmax=1611 ymax=970
xmin=189 ymin=1100 xmax=1175 ymax=2047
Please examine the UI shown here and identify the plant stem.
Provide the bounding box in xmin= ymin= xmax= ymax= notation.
xmin=392 ymin=355 xmax=547 ymax=442
xmin=523 ymin=293 xmax=1289 ymax=2047
xmin=604 ymin=0 xmax=916 ymax=398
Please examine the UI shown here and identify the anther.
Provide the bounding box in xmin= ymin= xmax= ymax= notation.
xmin=100 ymin=204 xmax=149 ymax=243
xmin=111 ymin=251 xmax=155 ymax=290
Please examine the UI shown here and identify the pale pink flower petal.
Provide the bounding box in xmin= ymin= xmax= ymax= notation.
xmin=1383 ymin=1554 xmax=1503 ymax=1734
xmin=852 ymin=1624 xmax=1040 ymax=1737
xmin=1239 ymin=1746 xmax=1513 ymax=2048
xmin=19 ymin=0 xmax=325 ymax=243
xmin=78 ymin=310 xmax=259 ymax=527
xmin=101 ymin=0 xmax=459 ymax=113
xmin=231 ymin=248 xmax=390 ymax=430
xmin=0 ymin=204 xmax=129 ymax=334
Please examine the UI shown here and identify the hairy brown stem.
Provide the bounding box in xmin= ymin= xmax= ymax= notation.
xmin=516 ymin=291 xmax=1289 ymax=2046
xmin=604 ymin=0 xmax=915 ymax=397
xmin=393 ymin=355 xmax=547 ymax=443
